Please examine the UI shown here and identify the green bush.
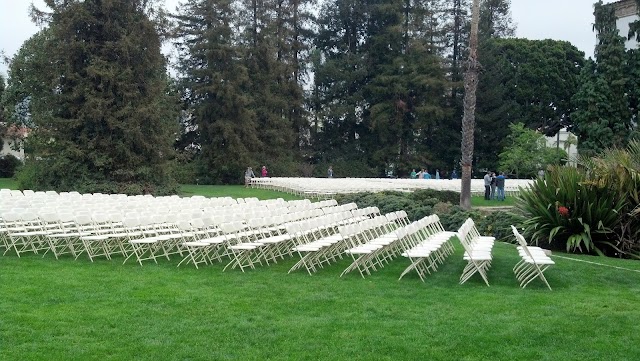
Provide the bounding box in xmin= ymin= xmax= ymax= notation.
xmin=437 ymin=206 xmax=482 ymax=231
xmin=0 ymin=154 xmax=22 ymax=178
xmin=476 ymin=211 xmax=526 ymax=243
xmin=518 ymin=166 xmax=625 ymax=255
xmin=335 ymin=191 xmax=436 ymax=221
xmin=313 ymin=158 xmax=377 ymax=178
xmin=16 ymin=159 xmax=178 ymax=195
xmin=412 ymin=189 xmax=459 ymax=204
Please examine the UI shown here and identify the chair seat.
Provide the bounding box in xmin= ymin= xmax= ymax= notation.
xmin=81 ymin=235 xmax=110 ymax=241
xmin=183 ymin=241 xmax=209 ymax=247
xmin=229 ymin=244 xmax=259 ymax=250
xmin=130 ymin=238 xmax=158 ymax=244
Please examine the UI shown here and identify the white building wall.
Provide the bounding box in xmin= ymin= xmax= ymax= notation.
xmin=1 ymin=137 xmax=24 ymax=161
xmin=546 ymin=128 xmax=578 ymax=166
xmin=616 ymin=15 xmax=640 ymax=50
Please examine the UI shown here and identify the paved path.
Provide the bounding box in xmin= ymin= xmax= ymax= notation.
xmin=475 ymin=206 xmax=515 ymax=212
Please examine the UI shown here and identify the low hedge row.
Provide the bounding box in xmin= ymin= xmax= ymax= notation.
xmin=334 ymin=191 xmax=524 ymax=243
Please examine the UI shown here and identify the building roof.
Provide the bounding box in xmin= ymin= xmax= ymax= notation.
xmin=609 ymin=0 xmax=639 ymax=18
xmin=0 ymin=122 xmax=29 ymax=138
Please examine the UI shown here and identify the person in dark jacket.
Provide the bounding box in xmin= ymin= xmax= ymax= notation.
xmin=490 ymin=172 xmax=497 ymax=200
xmin=495 ymin=172 xmax=506 ymax=201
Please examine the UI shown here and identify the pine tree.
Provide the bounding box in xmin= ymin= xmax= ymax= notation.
xmin=475 ymin=38 xmax=584 ymax=170
xmin=174 ymin=0 xmax=260 ymax=184
xmin=572 ymin=1 xmax=633 ymax=156
xmin=237 ymin=0 xmax=313 ymax=174
xmin=479 ymin=0 xmax=515 ymax=38
xmin=16 ymin=0 xmax=178 ymax=194
xmin=313 ymin=0 xmax=371 ymax=169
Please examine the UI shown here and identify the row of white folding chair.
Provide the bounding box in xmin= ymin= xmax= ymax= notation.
xmin=339 ymin=213 xmax=408 ymax=278
xmin=181 ymin=210 xmax=320 ymax=271
xmin=287 ymin=211 xmax=380 ymax=275
xmin=226 ymin=210 xmax=364 ymax=272
xmin=177 ymin=208 xmax=361 ymax=270
xmin=398 ymin=215 xmax=457 ymax=282
xmin=457 ymin=218 xmax=495 ymax=286
xmin=1 ymin=209 xmax=51 ymax=257
xmin=510 ymin=226 xmax=555 ymax=290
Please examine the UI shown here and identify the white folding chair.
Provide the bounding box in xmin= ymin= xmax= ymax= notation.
xmin=511 ymin=226 xmax=555 ymax=290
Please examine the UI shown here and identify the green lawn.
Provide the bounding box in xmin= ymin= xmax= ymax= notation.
xmin=471 ymin=195 xmax=517 ymax=207
xmin=1 ymin=243 xmax=639 ymax=360
xmin=3 ymin=179 xmax=508 ymax=208
xmin=0 ymin=177 xmax=17 ymax=190
xmin=2 ymin=179 xmax=640 ymax=359
xmin=179 ymin=184 xmax=303 ymax=201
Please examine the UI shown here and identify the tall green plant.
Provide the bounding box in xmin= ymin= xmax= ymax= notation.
xmin=518 ymin=166 xmax=625 ymax=255
xmin=579 ymin=141 xmax=640 ymax=256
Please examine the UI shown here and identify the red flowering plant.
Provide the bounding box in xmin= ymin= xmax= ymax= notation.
xmin=519 ymin=166 xmax=625 ymax=255
xmin=557 ymin=205 xmax=570 ymax=218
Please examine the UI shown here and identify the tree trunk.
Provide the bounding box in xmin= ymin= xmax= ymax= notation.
xmin=460 ymin=0 xmax=481 ymax=210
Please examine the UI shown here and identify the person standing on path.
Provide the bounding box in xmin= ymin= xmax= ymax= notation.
xmin=261 ymin=165 xmax=268 ymax=177
xmin=490 ymin=172 xmax=497 ymax=200
xmin=328 ymin=166 xmax=333 ymax=178
xmin=483 ymin=171 xmax=491 ymax=200
xmin=496 ymin=172 xmax=506 ymax=201
xmin=244 ymin=167 xmax=256 ymax=187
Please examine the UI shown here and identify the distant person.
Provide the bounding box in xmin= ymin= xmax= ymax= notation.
xmin=490 ymin=172 xmax=497 ymax=200
xmin=496 ymin=172 xmax=506 ymax=201
xmin=261 ymin=165 xmax=268 ymax=177
xmin=410 ymin=169 xmax=417 ymax=179
xmin=451 ymin=169 xmax=458 ymax=179
xmin=423 ymin=170 xmax=431 ymax=179
xmin=538 ymin=169 xmax=545 ymax=179
xmin=435 ymin=169 xmax=440 ymax=180
xmin=244 ymin=167 xmax=256 ymax=187
xmin=417 ymin=169 xmax=423 ymax=179
xmin=483 ymin=171 xmax=491 ymax=200
xmin=328 ymin=166 xmax=333 ymax=178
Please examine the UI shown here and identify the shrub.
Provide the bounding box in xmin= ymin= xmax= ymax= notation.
xmin=313 ymin=158 xmax=377 ymax=178
xmin=16 ymin=159 xmax=178 ymax=195
xmin=578 ymin=141 xmax=640 ymax=257
xmin=438 ymin=206 xmax=482 ymax=231
xmin=0 ymin=154 xmax=22 ymax=178
xmin=476 ymin=211 xmax=526 ymax=243
xmin=518 ymin=166 xmax=625 ymax=256
xmin=412 ymin=189 xmax=460 ymax=204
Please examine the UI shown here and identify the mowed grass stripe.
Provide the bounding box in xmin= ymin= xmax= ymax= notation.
xmin=2 ymin=242 xmax=640 ymax=361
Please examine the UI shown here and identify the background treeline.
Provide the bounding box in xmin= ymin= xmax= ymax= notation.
xmin=0 ymin=0 xmax=639 ymax=191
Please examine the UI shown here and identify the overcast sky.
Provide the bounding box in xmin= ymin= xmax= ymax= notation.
xmin=0 ymin=0 xmax=621 ymax=78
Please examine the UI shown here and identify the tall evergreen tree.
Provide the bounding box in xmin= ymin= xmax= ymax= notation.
xmin=313 ymin=0 xmax=370 ymax=169
xmin=479 ymin=0 xmax=514 ymax=38
xmin=174 ymin=0 xmax=260 ymax=184
xmin=572 ymin=1 xmax=633 ymax=156
xmin=475 ymin=38 xmax=584 ymax=171
xmin=236 ymin=0 xmax=313 ymax=174
xmin=13 ymin=0 xmax=178 ymax=194
xmin=314 ymin=0 xmax=450 ymax=176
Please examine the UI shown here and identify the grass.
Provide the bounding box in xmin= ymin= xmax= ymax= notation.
xmin=2 ymin=180 xmax=640 ymax=359
xmin=471 ymin=195 xmax=517 ymax=207
xmin=2 ymin=179 xmax=512 ymax=209
xmin=179 ymin=184 xmax=303 ymax=201
xmin=0 ymin=177 xmax=17 ymax=190
xmin=1 ymin=243 xmax=640 ymax=360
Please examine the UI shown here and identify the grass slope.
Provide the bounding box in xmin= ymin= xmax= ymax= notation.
xmin=0 ymin=178 xmax=17 ymax=190
xmin=179 ymin=184 xmax=303 ymax=201
xmin=1 ymin=244 xmax=639 ymax=361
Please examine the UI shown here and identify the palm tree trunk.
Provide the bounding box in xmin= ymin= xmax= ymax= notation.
xmin=460 ymin=0 xmax=481 ymax=210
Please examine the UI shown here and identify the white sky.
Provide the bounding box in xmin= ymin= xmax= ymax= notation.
xmin=0 ymin=0 xmax=622 ymax=78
